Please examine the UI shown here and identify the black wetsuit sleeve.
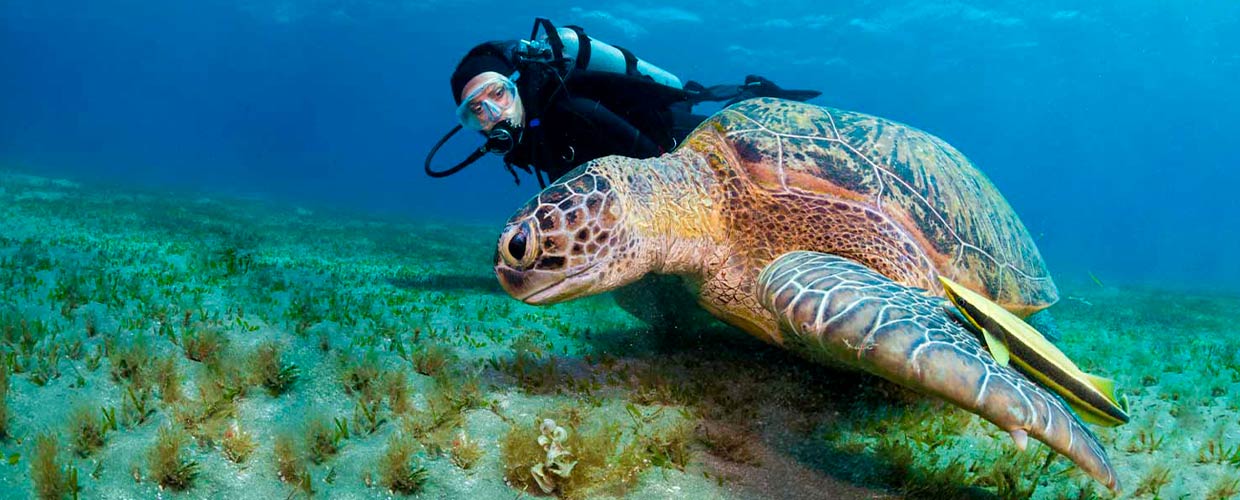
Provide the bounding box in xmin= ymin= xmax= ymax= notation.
xmin=556 ymin=96 xmax=663 ymax=160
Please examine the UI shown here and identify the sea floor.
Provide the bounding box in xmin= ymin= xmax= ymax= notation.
xmin=0 ymin=170 xmax=1238 ymax=499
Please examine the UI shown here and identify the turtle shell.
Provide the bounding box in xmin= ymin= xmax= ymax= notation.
xmin=689 ymin=98 xmax=1057 ymax=314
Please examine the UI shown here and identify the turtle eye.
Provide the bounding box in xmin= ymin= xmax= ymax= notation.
xmin=500 ymin=220 xmax=538 ymax=269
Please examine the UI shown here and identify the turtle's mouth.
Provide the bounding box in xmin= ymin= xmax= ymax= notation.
xmin=495 ymin=264 xmax=597 ymax=305
xmin=522 ymin=278 xmax=570 ymax=304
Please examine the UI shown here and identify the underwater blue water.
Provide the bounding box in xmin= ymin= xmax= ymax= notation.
xmin=1 ymin=1 xmax=1237 ymax=292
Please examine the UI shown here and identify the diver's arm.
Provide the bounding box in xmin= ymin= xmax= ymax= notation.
xmin=557 ymin=97 xmax=663 ymax=159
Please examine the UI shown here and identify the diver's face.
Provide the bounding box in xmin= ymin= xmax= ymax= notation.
xmin=458 ymin=72 xmax=524 ymax=132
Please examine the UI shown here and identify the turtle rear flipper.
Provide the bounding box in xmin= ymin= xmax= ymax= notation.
xmin=756 ymin=251 xmax=1119 ymax=492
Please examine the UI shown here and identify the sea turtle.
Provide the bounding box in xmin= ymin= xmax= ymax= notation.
xmin=493 ymin=98 xmax=1121 ymax=491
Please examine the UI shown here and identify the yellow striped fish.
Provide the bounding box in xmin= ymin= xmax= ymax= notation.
xmin=939 ymin=277 xmax=1130 ymax=427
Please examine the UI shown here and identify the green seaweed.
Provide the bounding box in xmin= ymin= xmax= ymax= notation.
xmin=108 ymin=335 xmax=152 ymax=388
xmin=0 ymin=364 xmax=8 ymax=439
xmin=173 ymin=369 xmax=243 ymax=445
xmin=339 ymin=351 xmax=381 ymax=398
xmin=382 ymin=370 xmax=412 ymax=414
xmin=1197 ymin=424 xmax=1240 ymax=464
xmin=69 ymin=403 xmax=108 ymax=457
xmin=29 ymin=342 xmax=62 ymax=387
xmin=377 ymin=433 xmax=429 ymax=495
xmin=154 ymin=355 xmax=183 ymax=404
xmin=410 ymin=341 xmax=455 ymax=377
xmin=1132 ymin=463 xmax=1172 ymax=497
xmin=181 ymin=325 xmax=227 ymax=364
xmin=222 ymin=423 xmax=257 ymax=464
xmin=252 ymin=341 xmax=298 ymax=396
xmin=305 ymin=413 xmax=341 ymax=464
xmin=399 ymin=369 xmax=484 ymax=452
xmin=489 ymin=330 xmax=568 ymax=394
xmin=84 ymin=345 xmax=103 ymax=372
xmin=450 ymin=431 xmax=483 ymax=471
xmin=625 ymin=404 xmax=694 ymax=471
xmin=501 ymin=407 xmax=647 ymax=499
xmin=273 ymin=433 xmax=307 ymax=485
xmin=147 ymin=425 xmax=199 ymax=491
xmin=31 ymin=433 xmax=76 ymax=500
xmin=1126 ymin=413 xmax=1168 ymax=454
xmin=1207 ymin=473 xmax=1240 ymax=500
xmin=122 ymin=384 xmax=155 ymax=426
xmin=353 ymin=394 xmax=385 ymax=435
xmin=974 ymin=446 xmax=1056 ymax=500
xmin=698 ymin=421 xmax=760 ymax=466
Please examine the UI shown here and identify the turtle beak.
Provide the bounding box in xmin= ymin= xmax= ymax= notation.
xmin=494 ymin=218 xmax=571 ymax=304
xmin=495 ymin=264 xmax=569 ymax=304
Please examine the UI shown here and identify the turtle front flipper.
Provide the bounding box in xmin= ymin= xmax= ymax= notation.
xmin=756 ymin=251 xmax=1119 ymax=492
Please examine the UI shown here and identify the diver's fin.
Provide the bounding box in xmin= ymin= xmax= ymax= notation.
xmin=686 ymin=83 xmax=745 ymax=104
xmin=939 ymin=277 xmax=1130 ymax=427
xmin=688 ymin=75 xmax=823 ymax=106
xmin=739 ymin=75 xmax=822 ymax=102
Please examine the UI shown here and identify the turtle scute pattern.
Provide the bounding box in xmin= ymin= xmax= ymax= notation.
xmin=705 ymin=98 xmax=1057 ymax=313
xmin=757 ymin=251 xmax=1117 ymax=490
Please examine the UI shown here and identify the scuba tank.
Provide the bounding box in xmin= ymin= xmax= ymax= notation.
xmin=517 ymin=18 xmax=684 ymax=90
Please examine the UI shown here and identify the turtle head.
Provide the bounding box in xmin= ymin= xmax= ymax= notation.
xmin=495 ymin=163 xmax=651 ymax=304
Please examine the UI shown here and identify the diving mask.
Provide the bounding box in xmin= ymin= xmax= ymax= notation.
xmin=456 ymin=74 xmax=524 ymax=132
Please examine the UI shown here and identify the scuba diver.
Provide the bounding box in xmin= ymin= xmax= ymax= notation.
xmin=424 ymin=18 xmax=822 ymax=187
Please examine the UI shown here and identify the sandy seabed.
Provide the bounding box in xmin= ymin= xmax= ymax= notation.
xmin=0 ymin=170 xmax=1237 ymax=499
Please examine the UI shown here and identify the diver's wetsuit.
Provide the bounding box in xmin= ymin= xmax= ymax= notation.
xmin=435 ymin=23 xmax=823 ymax=186
xmin=505 ymin=68 xmax=705 ymax=182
